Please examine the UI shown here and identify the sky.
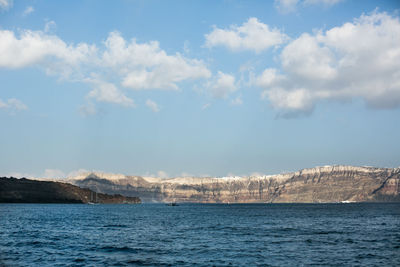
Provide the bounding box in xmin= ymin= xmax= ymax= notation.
xmin=1 ymin=0 xmax=400 ymax=178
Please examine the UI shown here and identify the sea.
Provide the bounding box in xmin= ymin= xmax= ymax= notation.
xmin=0 ymin=203 xmax=399 ymax=266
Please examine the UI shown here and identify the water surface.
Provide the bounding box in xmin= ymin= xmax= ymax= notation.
xmin=1 ymin=203 xmax=399 ymax=266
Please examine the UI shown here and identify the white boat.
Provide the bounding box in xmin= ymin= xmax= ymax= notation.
xmin=340 ymin=200 xmax=355 ymax=203
xmin=88 ymin=191 xmax=99 ymax=204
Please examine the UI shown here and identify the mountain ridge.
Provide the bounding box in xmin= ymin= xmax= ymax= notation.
xmin=54 ymin=165 xmax=400 ymax=203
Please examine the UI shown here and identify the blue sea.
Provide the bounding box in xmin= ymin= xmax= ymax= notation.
xmin=0 ymin=203 xmax=399 ymax=266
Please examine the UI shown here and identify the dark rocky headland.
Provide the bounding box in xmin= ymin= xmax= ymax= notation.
xmin=0 ymin=177 xmax=141 ymax=204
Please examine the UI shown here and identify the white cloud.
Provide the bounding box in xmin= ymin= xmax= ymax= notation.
xmin=303 ymin=0 xmax=343 ymax=6
xmin=87 ymin=80 xmax=134 ymax=107
xmin=157 ymin=170 xmax=169 ymax=179
xmin=22 ymin=6 xmax=34 ymax=16
xmin=250 ymin=172 xmax=265 ymax=177
xmin=43 ymin=169 xmax=66 ymax=179
xmin=209 ymin=71 xmax=238 ymax=98
xmin=275 ymin=0 xmax=343 ymax=13
xmin=201 ymin=103 xmax=211 ymax=110
xmin=256 ymin=68 xmax=286 ymax=88
xmin=231 ymin=96 xmax=243 ymax=106
xmin=264 ymin=87 xmax=314 ymax=115
xmin=205 ymin=17 xmax=288 ymax=53
xmin=0 ymin=0 xmax=12 ymax=10
xmin=42 ymin=168 xmax=90 ymax=179
xmin=0 ymin=98 xmax=28 ymax=112
xmin=79 ymin=102 xmax=97 ymax=116
xmin=145 ymin=99 xmax=160 ymax=112
xmin=0 ymin=29 xmax=211 ymax=107
xmin=7 ymin=98 xmax=28 ymax=110
xmin=0 ymin=99 xmax=6 ymax=108
xmin=183 ymin=40 xmax=190 ymax=54
xmin=281 ymin=33 xmax=337 ymax=81
xmin=179 ymin=172 xmax=211 ymax=178
xmin=45 ymin=168 xmax=93 ymax=179
xmin=103 ymin=32 xmax=211 ymax=90
xmin=142 ymin=170 xmax=170 ymax=179
xmin=0 ymin=29 xmax=96 ymax=69
xmin=274 ymin=0 xmax=299 ymax=14
xmin=257 ymin=12 xmax=400 ymax=116
xmin=67 ymin=169 xmax=89 ymax=177
xmin=44 ymin=20 xmax=56 ymax=33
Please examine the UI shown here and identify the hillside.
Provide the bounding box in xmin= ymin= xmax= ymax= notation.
xmin=65 ymin=165 xmax=400 ymax=203
xmin=0 ymin=177 xmax=141 ymax=204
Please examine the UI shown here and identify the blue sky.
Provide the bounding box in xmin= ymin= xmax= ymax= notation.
xmin=1 ymin=0 xmax=400 ymax=178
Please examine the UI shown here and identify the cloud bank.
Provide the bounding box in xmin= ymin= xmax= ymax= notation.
xmin=1 ymin=10 xmax=399 ymax=118
xmin=256 ymin=12 xmax=400 ymax=116
xmin=0 ymin=30 xmax=211 ymax=109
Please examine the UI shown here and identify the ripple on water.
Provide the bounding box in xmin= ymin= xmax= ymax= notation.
xmin=99 ymin=245 xmax=138 ymax=253
xmin=0 ymin=203 xmax=399 ymax=266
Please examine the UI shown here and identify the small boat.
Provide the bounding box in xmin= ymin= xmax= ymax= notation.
xmin=340 ymin=200 xmax=355 ymax=203
xmin=88 ymin=191 xmax=99 ymax=204
xmin=166 ymin=202 xmax=178 ymax=206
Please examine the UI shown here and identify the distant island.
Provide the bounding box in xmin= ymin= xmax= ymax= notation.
xmin=2 ymin=165 xmax=399 ymax=204
xmin=66 ymin=165 xmax=400 ymax=203
xmin=0 ymin=177 xmax=141 ymax=204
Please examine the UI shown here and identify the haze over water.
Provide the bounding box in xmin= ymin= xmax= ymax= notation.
xmin=1 ymin=203 xmax=399 ymax=266
xmin=1 ymin=0 xmax=400 ymax=178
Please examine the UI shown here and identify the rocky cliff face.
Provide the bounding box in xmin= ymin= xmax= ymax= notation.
xmin=67 ymin=165 xmax=400 ymax=203
xmin=0 ymin=177 xmax=141 ymax=204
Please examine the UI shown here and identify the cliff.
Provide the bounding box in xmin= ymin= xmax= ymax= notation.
xmin=65 ymin=166 xmax=400 ymax=203
xmin=0 ymin=177 xmax=141 ymax=204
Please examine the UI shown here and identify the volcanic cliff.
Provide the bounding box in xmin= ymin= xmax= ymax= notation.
xmin=66 ymin=165 xmax=400 ymax=203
